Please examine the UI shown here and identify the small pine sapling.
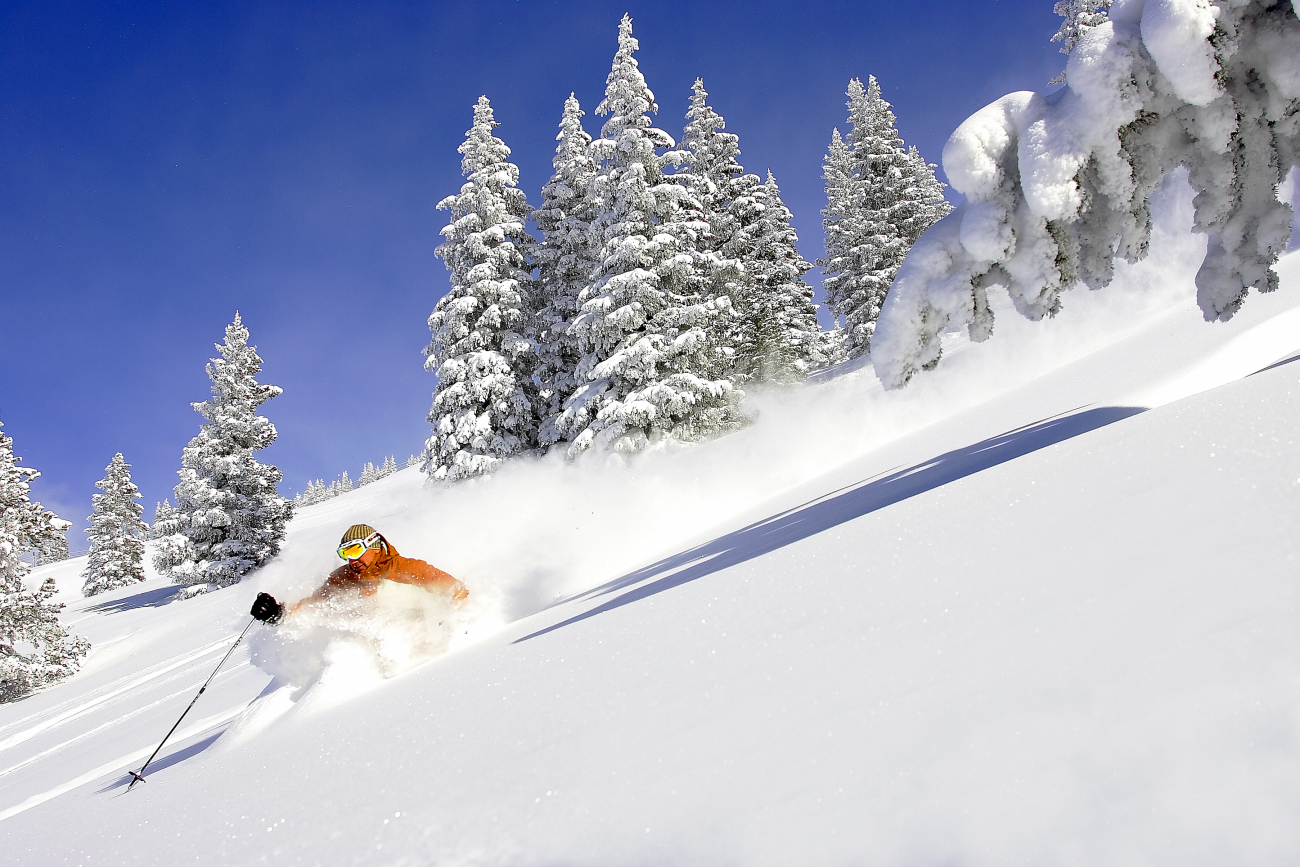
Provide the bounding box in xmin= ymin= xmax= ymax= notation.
xmin=82 ymin=453 xmax=148 ymax=597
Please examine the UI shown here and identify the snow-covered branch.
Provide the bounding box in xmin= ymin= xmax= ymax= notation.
xmin=872 ymin=0 xmax=1300 ymax=389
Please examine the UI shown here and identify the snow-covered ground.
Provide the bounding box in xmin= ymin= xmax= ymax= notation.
xmin=3 ymin=182 xmax=1299 ymax=864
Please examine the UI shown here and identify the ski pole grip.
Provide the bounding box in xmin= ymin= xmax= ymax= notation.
xmin=250 ymin=592 xmax=283 ymax=624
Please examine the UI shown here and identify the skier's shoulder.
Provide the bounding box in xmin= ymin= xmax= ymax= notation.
xmin=325 ymin=562 xmax=358 ymax=585
xmin=390 ymin=551 xmax=437 ymax=577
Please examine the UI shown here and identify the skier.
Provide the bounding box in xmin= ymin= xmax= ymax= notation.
xmin=250 ymin=524 xmax=466 ymax=624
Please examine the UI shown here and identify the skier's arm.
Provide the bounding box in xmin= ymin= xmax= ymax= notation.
xmin=391 ymin=558 xmax=468 ymax=603
xmin=284 ymin=567 xmax=370 ymax=617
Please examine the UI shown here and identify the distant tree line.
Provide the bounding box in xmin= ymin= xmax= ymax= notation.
xmin=291 ymin=455 xmax=405 ymax=506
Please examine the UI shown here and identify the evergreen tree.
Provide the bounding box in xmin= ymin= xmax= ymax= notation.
xmin=154 ymin=314 xmax=292 ymax=588
xmin=338 ymin=470 xmax=352 ymax=493
xmin=677 ymin=78 xmax=753 ymax=379
xmin=378 ymin=456 xmax=397 ymax=478
xmin=151 ymin=500 xmax=177 ymax=540
xmin=735 ymin=173 xmax=830 ymax=383
xmin=34 ymin=519 xmax=70 ymax=565
xmin=405 ymin=454 xmax=420 ymax=469
xmin=0 ymin=421 xmax=89 ymax=701
xmin=820 ymin=127 xmax=860 ymax=358
xmin=358 ymin=462 xmax=377 ymax=487
xmin=82 ymin=453 xmax=147 ymax=597
xmin=1048 ymin=0 xmax=1112 ymax=84
xmin=554 ymin=15 xmax=743 ymax=456
xmin=425 ymin=96 xmax=537 ymax=482
xmin=533 ymin=94 xmax=602 ymax=447
xmin=680 ymin=79 xmax=756 ymax=259
xmin=820 ymin=77 xmax=951 ymax=359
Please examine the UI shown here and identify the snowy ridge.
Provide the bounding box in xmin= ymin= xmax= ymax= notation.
xmin=1 ymin=186 xmax=1299 ymax=862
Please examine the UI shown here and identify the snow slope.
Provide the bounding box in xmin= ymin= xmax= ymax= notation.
xmin=3 ymin=182 xmax=1299 ymax=864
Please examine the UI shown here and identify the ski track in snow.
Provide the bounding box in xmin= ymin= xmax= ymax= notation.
xmin=0 ymin=707 xmax=245 ymax=823
xmin=0 ymin=636 xmax=240 ymax=754
xmin=0 ymin=661 xmax=249 ymax=781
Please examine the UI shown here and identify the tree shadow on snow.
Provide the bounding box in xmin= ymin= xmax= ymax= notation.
xmin=85 ymin=584 xmax=183 ymax=613
xmin=1249 ymin=349 xmax=1300 ymax=376
xmin=97 ymin=731 xmax=224 ymax=793
xmin=516 ymin=405 xmax=1145 ymax=644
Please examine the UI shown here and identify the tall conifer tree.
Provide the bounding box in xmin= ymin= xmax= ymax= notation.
xmin=555 ymin=15 xmax=742 ymax=455
xmin=820 ymin=77 xmax=951 ymax=359
xmin=533 ymin=94 xmax=601 ymax=447
xmin=0 ymin=421 xmax=88 ymax=701
xmin=678 ymin=78 xmax=754 ymax=378
xmin=735 ymin=173 xmax=830 ymax=383
xmin=680 ymin=79 xmax=756 ymax=260
xmin=154 ymin=314 xmax=292 ymax=587
xmin=425 ymin=96 xmax=537 ymax=480
xmin=82 ymin=453 xmax=147 ymax=597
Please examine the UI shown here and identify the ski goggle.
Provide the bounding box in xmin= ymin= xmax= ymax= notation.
xmin=337 ymin=532 xmax=382 ymax=561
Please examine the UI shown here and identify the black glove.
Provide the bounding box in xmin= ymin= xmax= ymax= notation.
xmin=250 ymin=592 xmax=284 ymax=624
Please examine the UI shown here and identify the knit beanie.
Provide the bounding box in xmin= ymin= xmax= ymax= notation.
xmin=339 ymin=524 xmax=378 ymax=546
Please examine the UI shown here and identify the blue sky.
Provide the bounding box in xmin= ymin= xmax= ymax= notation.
xmin=0 ymin=0 xmax=1064 ymax=544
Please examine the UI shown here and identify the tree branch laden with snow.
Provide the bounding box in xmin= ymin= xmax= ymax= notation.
xmin=872 ymin=0 xmax=1300 ymax=389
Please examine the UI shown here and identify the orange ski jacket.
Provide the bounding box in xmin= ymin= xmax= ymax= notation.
xmin=296 ymin=540 xmax=467 ymax=610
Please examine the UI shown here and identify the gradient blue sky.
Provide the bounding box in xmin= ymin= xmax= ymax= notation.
xmin=0 ymin=0 xmax=1065 ymax=544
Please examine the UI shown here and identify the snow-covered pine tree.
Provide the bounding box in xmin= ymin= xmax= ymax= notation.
xmin=358 ymin=462 xmax=377 ymax=487
xmin=378 ymin=456 xmax=397 ymax=478
xmin=405 ymin=454 xmax=420 ymax=469
xmin=325 ymin=480 xmax=339 ymax=499
xmin=734 ymin=172 xmax=830 ymax=383
xmin=338 ymin=470 xmax=352 ymax=493
xmin=0 ymin=421 xmax=89 ymax=702
xmin=679 ymin=79 xmax=756 ymax=261
xmin=153 ymin=314 xmax=292 ymax=588
xmin=424 ymin=96 xmax=537 ymax=482
xmin=82 ymin=453 xmax=147 ymax=597
xmin=34 ymin=519 xmax=70 ymax=565
xmin=819 ymin=77 xmax=951 ymax=359
xmin=820 ymin=127 xmax=859 ymax=361
xmin=677 ymin=78 xmax=753 ymax=380
xmin=533 ymin=94 xmax=602 ymax=448
xmin=554 ymin=16 xmax=743 ymax=456
xmin=1048 ymin=0 xmax=1113 ymax=85
xmin=151 ymin=500 xmax=176 ymax=540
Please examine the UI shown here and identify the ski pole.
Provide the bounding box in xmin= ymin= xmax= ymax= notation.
xmin=127 ymin=617 xmax=257 ymax=789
